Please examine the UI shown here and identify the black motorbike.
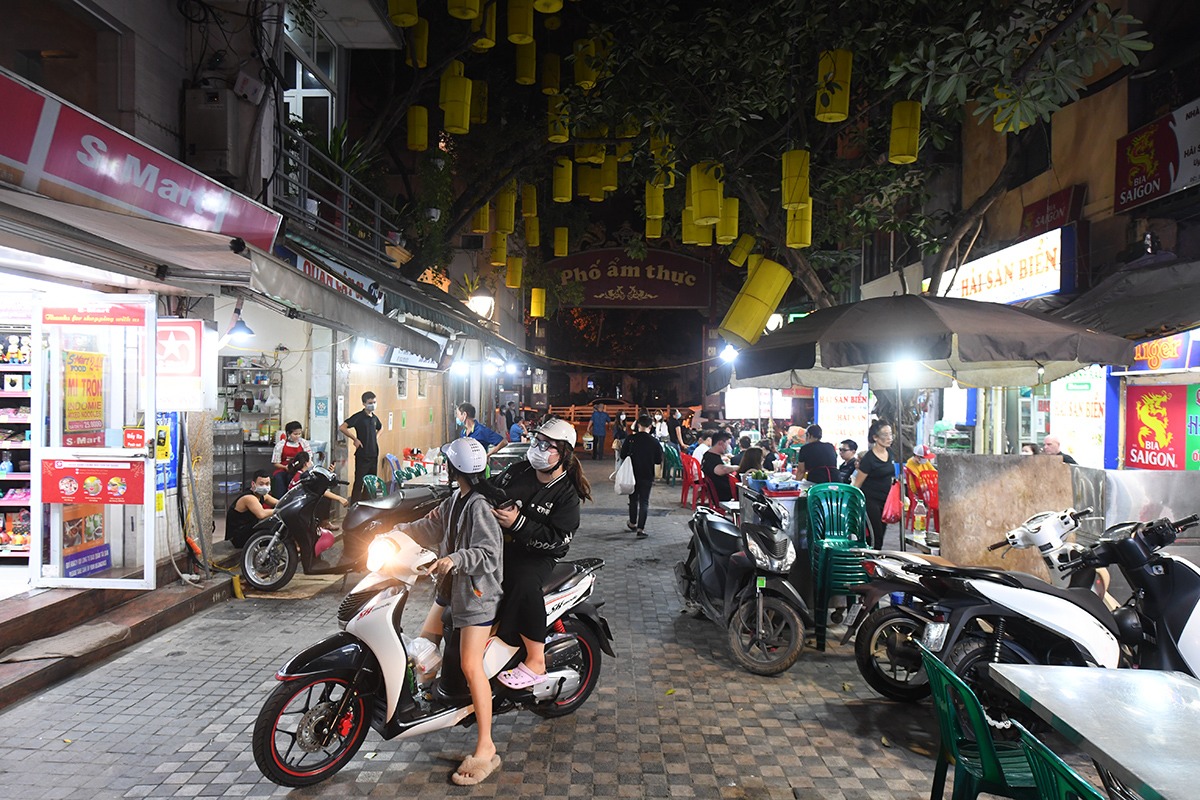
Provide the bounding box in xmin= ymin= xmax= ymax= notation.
xmin=675 ymin=488 xmax=813 ymax=674
xmin=240 ymin=465 xmax=452 ymax=592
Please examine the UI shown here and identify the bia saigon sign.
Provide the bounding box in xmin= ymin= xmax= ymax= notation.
xmin=551 ymin=248 xmax=710 ymax=309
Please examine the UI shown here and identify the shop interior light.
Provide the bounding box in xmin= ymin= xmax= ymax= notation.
xmin=450 ymin=360 xmax=471 ymax=376
xmin=505 ymin=362 xmax=518 ymax=374
xmin=719 ymin=344 xmax=738 ymax=362
xmin=228 ymin=318 xmax=255 ymax=342
xmin=483 ymin=362 xmax=499 ymax=376
xmin=353 ymin=339 xmax=384 ymax=364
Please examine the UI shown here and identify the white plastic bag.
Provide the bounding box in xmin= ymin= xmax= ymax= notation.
xmin=613 ymin=457 xmax=636 ymax=495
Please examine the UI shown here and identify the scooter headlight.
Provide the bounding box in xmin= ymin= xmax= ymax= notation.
xmin=745 ymin=535 xmax=796 ymax=573
xmin=366 ymin=536 xmax=401 ymax=573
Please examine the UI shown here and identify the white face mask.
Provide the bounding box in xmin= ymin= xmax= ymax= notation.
xmin=674 ymin=411 xmax=682 ymax=419
xmin=527 ymin=445 xmax=558 ymax=471
xmin=619 ymin=414 xmax=626 ymax=420
xmin=253 ymin=484 xmax=270 ymax=495
xmin=365 ymin=402 xmax=377 ymax=412
xmin=654 ymin=414 xmax=662 ymax=421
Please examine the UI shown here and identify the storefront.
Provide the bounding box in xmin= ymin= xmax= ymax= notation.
xmin=1110 ymin=329 xmax=1200 ymax=471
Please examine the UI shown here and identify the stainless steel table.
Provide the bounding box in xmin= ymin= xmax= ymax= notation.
xmin=988 ymin=663 xmax=1200 ymax=800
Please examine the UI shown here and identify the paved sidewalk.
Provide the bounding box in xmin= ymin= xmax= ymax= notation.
xmin=0 ymin=464 xmax=948 ymax=800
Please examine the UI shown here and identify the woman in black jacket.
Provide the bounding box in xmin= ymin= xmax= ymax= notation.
xmin=488 ymin=418 xmax=592 ymax=689
xmin=620 ymin=414 xmax=663 ymax=538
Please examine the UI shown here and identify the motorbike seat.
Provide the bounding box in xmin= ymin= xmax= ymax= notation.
xmin=1002 ymin=572 xmax=1120 ymax=636
xmin=696 ymin=513 xmax=743 ymax=558
xmin=356 ymin=494 xmax=408 ymax=512
xmin=542 ymin=562 xmax=581 ymax=593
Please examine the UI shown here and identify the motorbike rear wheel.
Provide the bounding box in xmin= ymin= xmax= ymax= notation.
xmin=726 ymin=595 xmax=805 ymax=675
xmin=853 ymin=606 xmax=930 ymax=702
xmin=252 ymin=674 xmax=370 ymax=787
xmin=242 ymin=530 xmax=298 ymax=593
xmin=946 ymin=635 xmax=1044 ymax=737
xmin=530 ymin=618 xmax=603 ymax=719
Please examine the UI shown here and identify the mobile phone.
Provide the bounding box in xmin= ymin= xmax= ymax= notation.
xmin=496 ymin=499 xmax=517 ymax=510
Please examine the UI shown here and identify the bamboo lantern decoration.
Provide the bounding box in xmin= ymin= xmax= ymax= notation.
xmin=574 ymin=39 xmax=598 ymax=89
xmin=992 ymin=89 xmax=1030 ymax=133
xmin=508 ymin=0 xmax=534 ymax=44
xmin=506 ymin=256 xmax=523 ymax=289
xmin=728 ymin=233 xmax=756 ymax=266
xmin=715 ymin=196 xmax=739 ymax=245
xmin=541 ymin=53 xmax=560 ymax=95
xmin=650 ymin=133 xmax=677 ymax=187
xmin=888 ymin=100 xmax=921 ymax=164
xmin=447 ymin=0 xmax=479 ymax=20
xmin=443 ymin=76 xmax=472 ymax=134
xmin=600 ymin=154 xmax=618 ymax=192
xmin=547 ymin=95 xmax=569 ymax=143
xmin=554 ymin=227 xmax=569 ymax=256
xmin=490 ymin=235 xmax=507 ymax=266
xmin=681 ymin=207 xmax=699 ymax=245
xmin=651 ymin=167 xmax=676 ymax=189
xmin=495 ymin=182 xmax=517 ymax=234
xmin=515 ymin=42 xmax=537 ymax=85
xmin=814 ymin=49 xmax=852 ymax=123
xmin=439 ymin=60 xmax=465 ymax=109
xmin=718 ymin=258 xmax=794 ymax=348
xmin=388 ymin=0 xmax=418 ymax=27
xmin=644 ymin=181 xmax=664 ymax=219
xmin=746 ymin=253 xmax=764 ymax=276
xmin=786 ymin=203 xmax=812 ymax=249
xmin=695 ymin=220 xmax=713 ymax=247
xmin=522 ymin=185 xmax=537 ymax=217
xmin=470 ymin=79 xmax=488 ymax=125
xmin=470 ymin=4 xmax=496 ymax=50
xmin=471 ymin=204 xmax=491 ymax=234
xmin=525 ymin=216 xmax=540 ymax=247
xmin=406 ymin=105 xmax=428 ymax=151
xmin=573 ymin=125 xmax=606 ymax=164
xmin=645 ymin=216 xmax=663 ymax=239
xmin=530 ymin=287 xmax=546 ymax=318
xmin=690 ymin=162 xmax=724 ymax=226
xmin=533 ymin=0 xmax=562 ymax=11
xmin=404 ymin=18 xmax=429 ymax=68
xmin=781 ymin=149 xmax=810 ymax=210
xmin=615 ymin=116 xmax=638 ymax=162
xmin=583 ymin=165 xmax=605 ymax=202
xmin=552 ymin=157 xmax=572 ymax=201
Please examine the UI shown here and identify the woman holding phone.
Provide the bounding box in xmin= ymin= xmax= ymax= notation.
xmin=487 ymin=418 xmax=592 ymax=689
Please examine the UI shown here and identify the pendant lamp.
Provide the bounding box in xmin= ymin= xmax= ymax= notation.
xmin=533 ymin=0 xmax=562 ymax=11
xmin=814 ymin=49 xmax=852 ymax=123
xmin=645 ymin=216 xmax=663 ymax=240
xmin=690 ymin=161 xmax=723 ymax=225
xmin=718 ymin=259 xmax=793 ymax=348
xmin=443 ymin=76 xmax=472 ymax=134
xmin=541 ymin=53 xmax=560 ymax=95
xmin=644 ymin=181 xmax=664 ymax=220
xmin=524 ymin=216 xmax=540 ymax=247
xmin=506 ymin=256 xmax=523 ymax=289
xmin=781 ymin=150 xmax=810 ymax=210
xmin=574 ymin=39 xmax=598 ymax=89
xmin=786 ymin=203 xmax=812 ymax=249
xmin=439 ymin=60 xmax=465 ymax=109
xmin=583 ymin=165 xmax=605 ymax=202
xmin=681 ymin=207 xmax=699 ymax=245
xmin=695 ymin=219 xmax=713 ymax=246
xmin=600 ymin=154 xmax=618 ymax=192
xmin=728 ymin=234 xmax=755 ymax=267
xmin=447 ymin=0 xmax=479 ymax=20
xmin=404 ymin=18 xmax=428 ymax=68
xmin=470 ymin=4 xmax=496 ymax=50
xmin=554 ymin=227 xmax=569 ymax=256
xmin=515 ymin=42 xmax=536 ymax=85
xmin=552 ymin=157 xmax=572 ymax=202
xmin=522 ymin=185 xmax=537 ymax=217
xmin=495 ymin=181 xmax=517 ymax=234
xmin=888 ymin=100 xmax=921 ymax=164
xmin=470 ymin=204 xmax=491 ymax=234
xmin=507 ymin=0 xmax=534 ymax=45
xmin=490 ymin=234 xmax=508 ymax=266
xmin=388 ymin=0 xmax=418 ymax=27
xmin=407 ymin=105 xmax=428 ymax=151
xmin=715 ymin=196 xmax=739 ymax=245
xmin=530 ymin=287 xmax=546 ymax=318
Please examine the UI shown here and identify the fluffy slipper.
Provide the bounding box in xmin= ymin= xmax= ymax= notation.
xmin=497 ymin=662 xmax=547 ymax=690
xmin=451 ymin=754 xmax=501 ymax=786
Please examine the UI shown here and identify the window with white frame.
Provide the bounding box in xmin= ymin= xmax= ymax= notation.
xmin=283 ymin=5 xmax=336 ymax=138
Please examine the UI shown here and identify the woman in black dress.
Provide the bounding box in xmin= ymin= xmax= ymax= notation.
xmin=852 ymin=419 xmax=896 ymax=549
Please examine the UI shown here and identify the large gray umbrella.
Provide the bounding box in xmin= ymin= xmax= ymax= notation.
xmin=711 ymin=294 xmax=1135 ymax=391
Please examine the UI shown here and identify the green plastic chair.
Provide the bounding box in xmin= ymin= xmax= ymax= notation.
xmin=662 ymin=444 xmax=682 ymax=486
xmin=361 ymin=474 xmax=387 ymax=499
xmin=806 ymin=483 xmax=870 ymax=650
xmin=915 ymin=643 xmax=1038 ymax=800
xmin=1013 ymin=721 xmax=1105 ymax=800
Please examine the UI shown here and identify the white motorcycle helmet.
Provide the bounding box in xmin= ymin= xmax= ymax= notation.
xmin=534 ymin=418 xmax=577 ymax=449
xmin=440 ymin=438 xmax=488 ymax=479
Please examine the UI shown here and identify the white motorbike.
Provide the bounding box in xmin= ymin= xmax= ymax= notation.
xmin=252 ymin=529 xmax=614 ymax=787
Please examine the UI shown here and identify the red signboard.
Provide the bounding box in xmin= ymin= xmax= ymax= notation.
xmin=0 ymin=68 xmax=280 ymax=250
xmin=551 ymin=248 xmax=711 ymax=308
xmin=1020 ymin=186 xmax=1085 ymax=237
xmin=43 ymin=304 xmax=146 ymax=326
xmin=123 ymin=428 xmax=146 ymax=449
xmin=42 ymin=459 xmax=145 ymax=505
xmin=1125 ymin=385 xmax=1186 ymax=470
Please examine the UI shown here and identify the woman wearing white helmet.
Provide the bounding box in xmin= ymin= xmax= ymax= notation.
xmin=488 ymin=417 xmax=592 ymax=689
xmin=392 ymin=437 xmax=504 ymax=785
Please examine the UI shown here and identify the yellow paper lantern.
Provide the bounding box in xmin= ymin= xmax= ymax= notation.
xmin=583 ymin=165 xmax=605 ymax=202
xmin=471 ymin=204 xmax=491 ymax=234
xmin=470 ymin=79 xmax=488 ymax=125
xmin=541 ymin=53 xmax=560 ymax=95
xmin=728 ymin=234 xmax=756 ymax=267
xmin=645 ymin=216 xmax=663 ymax=240
xmin=404 ymin=18 xmax=429 ymax=68
xmin=815 ymin=49 xmax=853 ymax=123
xmin=645 ymin=181 xmax=664 ymax=219
xmin=470 ymin=3 xmax=496 ymax=50
xmin=490 ymin=234 xmax=508 ymax=266
xmin=443 ymin=76 xmax=472 ymax=134
xmin=690 ymin=162 xmax=724 ymax=225
xmin=600 ymin=154 xmax=618 ymax=192
xmin=746 ymin=253 xmax=764 ymax=275
xmin=547 ymin=94 xmax=569 ymax=143
xmin=786 ymin=203 xmax=812 ymax=249
xmin=554 ymin=226 xmax=569 ymax=256
xmin=524 ymin=216 xmax=540 ymax=247
xmin=522 ymin=185 xmax=537 ymax=217
xmin=530 ymin=287 xmax=546 ymax=318
xmin=573 ymin=125 xmax=605 ymax=164
xmin=615 ymin=116 xmax=638 ymax=162
xmin=681 ymin=207 xmax=699 ymax=245
xmin=447 ymin=0 xmax=479 ymax=20
xmin=439 ymin=60 xmax=465 ymax=109
xmin=718 ymin=259 xmax=793 ymax=348
xmin=495 ymin=181 xmax=517 ymax=234
xmin=515 ymin=42 xmax=537 ymax=85
xmin=715 ymin=196 xmax=739 ymax=245
xmin=695 ymin=219 xmax=713 ymax=246
xmin=506 ymin=256 xmax=523 ymax=289
xmin=388 ymin=0 xmax=418 ymax=27
xmin=888 ymin=100 xmax=921 ymax=164
xmin=406 ymin=105 xmax=428 ymax=151
xmin=992 ymin=88 xmax=1031 ymax=133
xmin=781 ymin=149 xmax=810 ymax=210
xmin=533 ymin=0 xmax=562 ymax=11
xmin=507 ymin=0 xmax=534 ymax=44
xmin=552 ymin=156 xmax=572 ymax=201
xmin=574 ymin=39 xmax=598 ymax=89
xmin=651 ymin=167 xmax=676 ymax=189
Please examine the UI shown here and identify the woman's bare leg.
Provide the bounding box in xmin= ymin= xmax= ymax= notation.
xmin=458 ymin=625 xmax=496 ymax=761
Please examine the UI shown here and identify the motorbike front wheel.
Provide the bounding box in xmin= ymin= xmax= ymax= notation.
xmin=853 ymin=606 xmax=930 ymax=702
xmin=252 ymin=674 xmax=370 ymax=787
xmin=726 ymin=595 xmax=805 ymax=675
xmin=242 ymin=530 xmax=299 ymax=592
xmin=530 ymin=618 xmax=603 ymax=719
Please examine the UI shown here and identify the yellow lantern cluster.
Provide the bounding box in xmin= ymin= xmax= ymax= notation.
xmin=405 ymin=18 xmax=429 ymax=68
xmin=541 ymin=53 xmax=560 ymax=95
xmin=447 ymin=0 xmax=479 ymax=20
xmin=815 ymin=49 xmax=853 ymax=123
xmin=786 ymin=204 xmax=812 ymax=249
xmin=443 ymin=76 xmax=472 ymax=134
xmin=644 ymin=181 xmax=664 ymax=219
xmin=695 ymin=219 xmax=713 ymax=246
xmin=515 ymin=42 xmax=537 ymax=85
xmin=615 ymin=116 xmax=638 ymax=162
xmin=522 ymin=185 xmax=537 ymax=217
xmin=715 ymin=197 xmax=739 ymax=245
xmin=490 ymin=234 xmax=508 ymax=266
xmin=580 ymin=164 xmax=604 ymax=202
xmin=388 ymin=0 xmax=418 ymax=27
xmin=524 ymin=216 xmax=540 ymax=247
xmin=888 ymin=100 xmax=921 ymax=164
xmin=781 ymin=149 xmax=810 ymax=210
xmin=718 ymin=259 xmax=794 ymax=348
xmin=574 ymin=39 xmax=598 ymax=89
xmin=471 ymin=4 xmax=496 ymax=50
xmin=471 ymin=204 xmax=491 ymax=234
xmin=746 ymin=253 xmax=764 ymax=273
xmin=728 ymin=234 xmax=756 ymax=267
xmin=600 ymin=154 xmax=618 ymax=192
xmin=506 ymin=256 xmax=523 ymax=289
xmin=554 ymin=226 xmax=569 ymax=256
xmin=645 ymin=217 xmax=663 ymax=239
xmin=407 ymin=105 xmax=427 ymax=151
xmin=495 ymin=181 xmax=517 ymax=234
xmin=470 ymin=79 xmax=488 ymax=125
xmin=552 ymin=157 xmax=572 ymax=202
xmin=689 ymin=161 xmax=724 ymax=225
xmin=574 ymin=125 xmax=605 ymax=164
xmin=507 ymin=0 xmax=534 ymax=44
xmin=547 ymin=95 xmax=569 ymax=143
xmin=530 ymin=287 xmax=546 ymax=318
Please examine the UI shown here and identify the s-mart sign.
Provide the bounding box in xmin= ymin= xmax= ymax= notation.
xmin=0 ymin=68 xmax=280 ymax=250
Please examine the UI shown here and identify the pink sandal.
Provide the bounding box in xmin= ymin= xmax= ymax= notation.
xmin=498 ymin=662 xmax=547 ymax=689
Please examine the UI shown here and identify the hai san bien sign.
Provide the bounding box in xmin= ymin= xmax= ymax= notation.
xmin=551 ymin=248 xmax=710 ymax=308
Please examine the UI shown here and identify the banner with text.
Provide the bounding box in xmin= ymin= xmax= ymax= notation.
xmin=42 ymin=459 xmax=146 ymax=504
xmin=551 ymin=248 xmax=710 ymax=308
xmin=939 ymin=227 xmax=1075 ymax=303
xmin=1049 ymin=365 xmax=1106 ymax=468
xmin=63 ymin=351 xmax=104 ymax=435
xmin=1114 ymin=95 xmax=1200 ymax=214
xmin=1124 ymin=385 xmax=1192 ymax=471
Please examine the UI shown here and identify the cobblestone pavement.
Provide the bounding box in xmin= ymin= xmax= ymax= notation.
xmin=0 ymin=463 xmax=987 ymax=800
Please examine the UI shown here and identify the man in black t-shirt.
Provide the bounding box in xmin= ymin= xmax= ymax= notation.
xmin=701 ymin=431 xmax=739 ymax=503
xmin=338 ymin=390 xmax=383 ymax=500
xmin=795 ymin=424 xmax=840 ymax=483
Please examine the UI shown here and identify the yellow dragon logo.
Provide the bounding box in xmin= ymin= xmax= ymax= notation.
xmin=1126 ymin=131 xmax=1159 ymax=184
xmin=1136 ymin=391 xmax=1173 ymax=450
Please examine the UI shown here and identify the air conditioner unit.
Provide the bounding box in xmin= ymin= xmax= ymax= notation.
xmin=460 ymin=234 xmax=485 ymax=250
xmin=183 ymin=88 xmax=242 ymax=180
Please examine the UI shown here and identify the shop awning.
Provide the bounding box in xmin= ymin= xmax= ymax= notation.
xmin=1049 ymin=254 xmax=1200 ymax=340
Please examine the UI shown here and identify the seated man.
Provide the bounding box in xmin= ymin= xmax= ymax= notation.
xmin=701 ymin=431 xmax=739 ymax=503
xmin=225 ymin=469 xmax=277 ymax=548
